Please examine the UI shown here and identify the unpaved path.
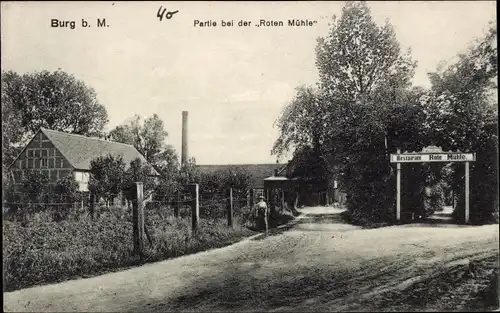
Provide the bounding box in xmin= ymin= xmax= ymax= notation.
xmin=3 ymin=207 xmax=499 ymax=312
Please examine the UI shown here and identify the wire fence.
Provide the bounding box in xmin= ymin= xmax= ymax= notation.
xmin=2 ymin=187 xmax=255 ymax=222
xmin=148 ymin=189 xmax=250 ymax=219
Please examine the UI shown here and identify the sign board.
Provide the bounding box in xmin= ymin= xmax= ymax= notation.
xmin=390 ymin=153 xmax=475 ymax=163
xmin=391 ymin=145 xmax=476 ymax=224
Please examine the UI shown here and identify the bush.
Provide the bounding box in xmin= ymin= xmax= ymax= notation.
xmin=3 ymin=214 xmax=133 ymax=291
xmin=3 ymin=170 xmax=84 ymax=220
xmin=2 ymin=206 xmax=261 ymax=292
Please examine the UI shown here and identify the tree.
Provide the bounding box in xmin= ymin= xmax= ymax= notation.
xmin=53 ymin=173 xmax=81 ymax=203
xmin=315 ymin=1 xmax=415 ymax=102
xmin=1 ymin=70 xmax=109 ymax=170
xmin=21 ymin=170 xmax=51 ymax=203
xmin=51 ymin=173 xmax=82 ymax=220
xmin=178 ymin=157 xmax=200 ymax=186
xmin=272 ymin=86 xmax=332 ymax=205
xmin=88 ymin=155 xmax=126 ymax=206
xmin=4 ymin=170 xmax=51 ymax=215
xmin=222 ymin=166 xmax=253 ymax=191
xmin=194 ymin=165 xmax=253 ymax=219
xmin=317 ymin=2 xmax=420 ymax=222
xmin=153 ymin=156 xmax=199 ymax=203
xmin=109 ymin=114 xmax=178 ymax=174
xmin=421 ymin=24 xmax=498 ymax=222
xmin=274 ymin=1 xmax=419 ymax=223
xmin=272 ymin=86 xmax=327 ymax=156
xmin=285 ymin=145 xmax=329 ymax=189
xmin=1 ymin=72 xmax=25 ymax=178
xmin=122 ymin=158 xmax=157 ymax=201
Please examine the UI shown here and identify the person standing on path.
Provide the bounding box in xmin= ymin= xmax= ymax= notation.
xmin=256 ymin=195 xmax=269 ymax=234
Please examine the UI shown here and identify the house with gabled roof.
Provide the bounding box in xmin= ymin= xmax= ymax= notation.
xmin=8 ymin=128 xmax=159 ymax=192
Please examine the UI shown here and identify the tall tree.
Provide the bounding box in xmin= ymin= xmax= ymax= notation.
xmin=272 ymin=86 xmax=331 ymax=195
xmin=1 ymin=70 xmax=109 ymax=170
xmin=274 ymin=1 xmax=420 ymax=222
xmin=315 ymin=1 xmax=419 ymax=222
xmin=109 ymin=114 xmax=178 ymax=173
xmin=315 ymin=1 xmax=415 ymax=102
xmin=421 ymin=24 xmax=498 ymax=222
xmin=2 ymin=72 xmax=25 ymax=182
xmin=272 ymin=86 xmax=326 ymax=155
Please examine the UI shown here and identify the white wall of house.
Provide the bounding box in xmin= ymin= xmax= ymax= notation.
xmin=74 ymin=171 xmax=90 ymax=192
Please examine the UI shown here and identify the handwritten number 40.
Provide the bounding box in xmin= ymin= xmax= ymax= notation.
xmin=157 ymin=6 xmax=179 ymax=21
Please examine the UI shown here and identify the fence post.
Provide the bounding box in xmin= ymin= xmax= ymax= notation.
xmin=132 ymin=182 xmax=145 ymax=256
xmin=188 ymin=183 xmax=199 ymax=232
xmin=281 ymin=190 xmax=285 ymax=211
xmin=249 ymin=189 xmax=254 ymax=208
xmin=294 ymin=191 xmax=299 ymax=209
xmin=90 ymin=194 xmax=95 ymax=219
xmin=174 ymin=190 xmax=180 ymax=218
xmin=228 ymin=188 xmax=233 ymax=227
xmin=396 ymin=148 xmax=401 ymax=223
xmin=465 ymin=161 xmax=470 ymax=224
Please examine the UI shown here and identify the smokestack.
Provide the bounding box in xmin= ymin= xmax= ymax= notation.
xmin=181 ymin=111 xmax=188 ymax=166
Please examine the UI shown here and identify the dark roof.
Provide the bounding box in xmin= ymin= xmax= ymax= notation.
xmin=277 ymin=161 xmax=291 ymax=176
xmin=40 ymin=128 xmax=159 ymax=175
xmin=197 ymin=163 xmax=286 ymax=188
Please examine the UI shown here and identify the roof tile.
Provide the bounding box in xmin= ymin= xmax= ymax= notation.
xmin=40 ymin=128 xmax=156 ymax=174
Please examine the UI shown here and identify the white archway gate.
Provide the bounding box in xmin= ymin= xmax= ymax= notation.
xmin=390 ymin=146 xmax=476 ymax=223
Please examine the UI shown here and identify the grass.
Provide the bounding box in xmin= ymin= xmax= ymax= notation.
xmin=3 ymin=204 xmax=296 ymax=292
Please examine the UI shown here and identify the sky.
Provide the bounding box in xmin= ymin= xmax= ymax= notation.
xmin=1 ymin=1 xmax=496 ymax=165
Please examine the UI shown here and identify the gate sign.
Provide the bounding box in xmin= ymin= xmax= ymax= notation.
xmin=391 ymin=145 xmax=475 ymax=224
xmin=390 ymin=153 xmax=475 ymax=163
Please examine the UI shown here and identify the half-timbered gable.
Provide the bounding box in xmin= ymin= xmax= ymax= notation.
xmin=8 ymin=128 xmax=159 ymax=192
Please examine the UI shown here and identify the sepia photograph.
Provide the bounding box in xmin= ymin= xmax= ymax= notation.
xmin=1 ymin=1 xmax=498 ymax=312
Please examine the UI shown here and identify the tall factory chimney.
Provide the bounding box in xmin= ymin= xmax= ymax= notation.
xmin=181 ymin=111 xmax=188 ymax=166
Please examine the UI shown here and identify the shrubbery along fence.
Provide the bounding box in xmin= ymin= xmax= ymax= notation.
xmin=3 ymin=182 xmax=279 ymax=257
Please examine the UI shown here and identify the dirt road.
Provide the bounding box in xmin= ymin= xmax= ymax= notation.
xmin=4 ymin=207 xmax=499 ymax=312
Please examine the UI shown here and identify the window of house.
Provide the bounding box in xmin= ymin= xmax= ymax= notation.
xmin=26 ymin=149 xmax=33 ymax=158
xmin=41 ymin=158 xmax=48 ymax=168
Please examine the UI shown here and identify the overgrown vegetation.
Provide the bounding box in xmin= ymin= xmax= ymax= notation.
xmin=4 ymin=170 xmax=83 ymax=220
xmin=2 ymin=207 xmax=256 ymax=292
xmin=3 ymin=163 xmax=295 ymax=292
xmin=272 ymin=1 xmax=498 ymax=225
